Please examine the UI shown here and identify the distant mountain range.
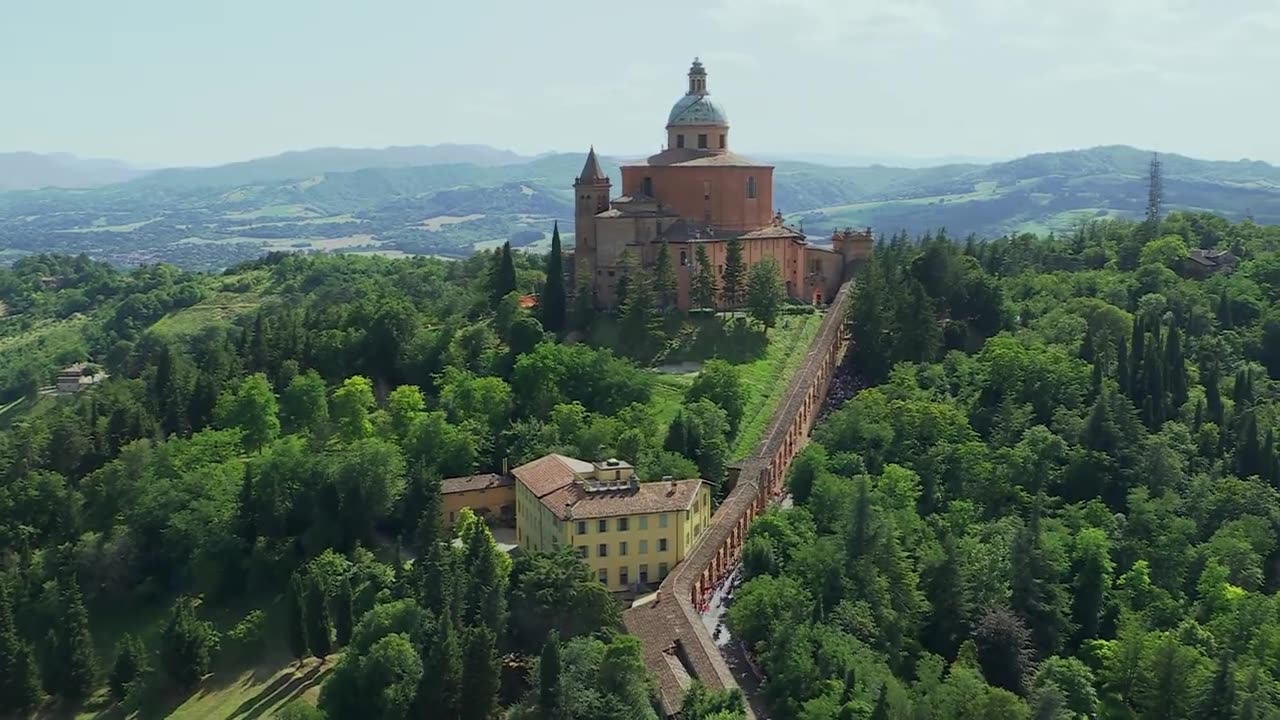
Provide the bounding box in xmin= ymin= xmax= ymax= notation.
xmin=1 ymin=144 xmax=1278 ymax=269
xmin=0 ymin=152 xmax=148 ymax=192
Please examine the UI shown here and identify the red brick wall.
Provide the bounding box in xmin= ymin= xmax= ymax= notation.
xmin=620 ymin=165 xmax=774 ymax=232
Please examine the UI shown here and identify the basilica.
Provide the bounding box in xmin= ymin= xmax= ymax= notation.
xmin=572 ymin=58 xmax=872 ymax=310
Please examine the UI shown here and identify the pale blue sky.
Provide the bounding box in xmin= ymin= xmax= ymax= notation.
xmin=4 ymin=0 xmax=1277 ymax=167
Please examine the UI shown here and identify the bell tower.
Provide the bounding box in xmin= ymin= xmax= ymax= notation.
xmin=574 ymin=146 xmax=611 ymax=281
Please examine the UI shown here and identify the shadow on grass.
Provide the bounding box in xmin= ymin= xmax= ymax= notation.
xmin=590 ymin=313 xmax=771 ymax=366
xmin=228 ymin=661 xmax=332 ymax=720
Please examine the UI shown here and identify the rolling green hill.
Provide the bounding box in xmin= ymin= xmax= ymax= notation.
xmin=2 ymin=145 xmax=1279 ymax=268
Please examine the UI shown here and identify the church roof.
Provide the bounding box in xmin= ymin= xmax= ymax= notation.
xmin=636 ymin=149 xmax=770 ymax=168
xmin=739 ymin=225 xmax=807 ymax=241
xmin=577 ymin=147 xmax=608 ymax=183
xmin=667 ymin=93 xmax=728 ymax=127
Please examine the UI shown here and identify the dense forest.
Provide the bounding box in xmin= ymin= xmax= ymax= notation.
xmin=0 ymin=234 xmax=765 ymax=718
xmin=2 ymin=205 xmax=1279 ymax=719
xmin=729 ymin=211 xmax=1280 ymax=719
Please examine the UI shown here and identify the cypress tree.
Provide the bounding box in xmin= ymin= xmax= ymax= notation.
xmin=1164 ymin=325 xmax=1188 ymax=412
xmin=1239 ymin=411 xmax=1261 ymax=478
xmin=491 ymin=242 xmax=517 ymax=303
xmin=48 ymin=575 xmax=97 ymax=700
xmin=1080 ymin=330 xmax=1096 ymax=362
xmin=1194 ymin=399 xmax=1204 ymax=432
xmin=462 ymin=520 xmax=506 ymax=636
xmin=1218 ymin=289 xmax=1233 ymax=328
xmin=415 ymin=610 xmax=462 ymax=718
xmin=1130 ymin=316 xmax=1145 ymax=400
xmin=286 ymin=572 xmax=309 ymax=664
xmin=922 ymin=532 xmax=970 ymax=659
xmin=846 ymin=477 xmax=873 ymax=568
xmin=1234 ymin=368 xmax=1253 ymax=412
xmin=541 ymin=222 xmax=566 ymax=333
xmin=1206 ymin=362 xmax=1224 ymax=426
xmin=1010 ymin=512 xmax=1069 ymax=658
xmin=692 ymin=245 xmax=717 ymax=311
xmin=539 ymin=631 xmax=563 ymax=720
xmin=305 ymin=575 xmax=332 ymax=660
xmin=1116 ymin=339 xmax=1129 ymax=396
xmin=333 ymin=574 xmax=354 ymax=648
xmin=653 ymin=241 xmax=677 ymax=313
xmin=1199 ymin=651 xmax=1237 ymax=720
xmin=108 ymin=633 xmax=147 ymax=700
xmin=1143 ymin=342 xmax=1164 ymax=427
xmin=234 ymin=466 xmax=256 ymax=546
xmin=871 ymin=684 xmax=890 ymax=720
xmin=1265 ymin=428 xmax=1277 ymax=485
xmin=160 ymin=597 xmax=217 ymax=688
xmin=722 ymin=236 xmax=746 ymax=312
xmin=460 ymin=626 xmax=500 ymax=720
xmin=0 ymin=585 xmax=41 ymax=714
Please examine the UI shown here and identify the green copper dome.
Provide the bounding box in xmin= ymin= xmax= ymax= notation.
xmin=667 ymin=94 xmax=729 ymax=127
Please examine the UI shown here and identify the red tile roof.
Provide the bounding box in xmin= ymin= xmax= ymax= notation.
xmin=541 ymin=478 xmax=703 ymax=520
xmin=440 ymin=473 xmax=512 ymax=495
xmin=511 ymin=453 xmax=592 ymax=498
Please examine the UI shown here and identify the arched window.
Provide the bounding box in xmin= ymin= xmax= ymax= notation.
xmin=677 ymin=134 xmax=685 ymax=149
xmin=747 ymin=176 xmax=757 ymax=199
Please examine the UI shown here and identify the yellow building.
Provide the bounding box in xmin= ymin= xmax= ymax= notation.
xmin=440 ymin=473 xmax=515 ymax=529
xmin=513 ymin=454 xmax=713 ymax=592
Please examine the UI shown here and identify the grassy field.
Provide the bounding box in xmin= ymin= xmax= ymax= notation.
xmin=729 ymin=312 xmax=822 ymax=458
xmin=641 ymin=311 xmax=824 ymax=461
xmin=53 ymin=592 xmax=328 ymax=720
xmin=149 ymin=271 xmax=272 ymax=339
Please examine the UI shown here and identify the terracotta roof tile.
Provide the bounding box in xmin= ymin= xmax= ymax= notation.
xmin=440 ymin=473 xmax=512 ymax=495
xmin=630 ymin=149 xmax=771 ymax=168
xmin=540 ymin=478 xmax=704 ymax=521
xmin=511 ymin=454 xmax=591 ymax=498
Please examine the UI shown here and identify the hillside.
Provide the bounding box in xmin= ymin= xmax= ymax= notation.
xmin=2 ymin=145 xmax=1280 ymax=268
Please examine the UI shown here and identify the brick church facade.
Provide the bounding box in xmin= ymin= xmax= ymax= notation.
xmin=572 ymin=58 xmax=872 ymax=310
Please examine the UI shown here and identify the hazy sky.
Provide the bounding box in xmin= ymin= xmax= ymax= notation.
xmin=4 ymin=0 xmax=1277 ymax=167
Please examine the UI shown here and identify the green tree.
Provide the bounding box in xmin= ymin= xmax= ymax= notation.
xmin=1010 ymin=513 xmax=1069 ymax=658
xmin=687 ymin=359 xmax=746 ymax=436
xmin=542 ymin=222 xmax=567 ymax=333
xmin=0 ymin=586 xmax=41 ymax=714
xmin=331 ymin=375 xmax=375 ymax=442
xmin=1198 ymin=651 xmax=1237 ymax=720
xmin=1070 ymin=527 xmax=1112 ymax=646
xmin=460 ymin=514 xmax=509 ymax=635
xmin=923 ymin=532 xmax=971 ymax=660
xmin=108 ymin=633 xmax=148 ymax=700
xmin=47 ymin=575 xmax=98 ymax=700
xmin=692 ymin=245 xmax=718 ymax=311
xmin=722 ymin=236 xmax=746 ymax=312
xmin=746 ymin=257 xmax=785 ymax=328
xmin=460 ymin=626 xmax=499 ymax=720
xmin=572 ymin=255 xmax=596 ymax=331
xmin=787 ymin=444 xmax=827 ymax=505
xmin=492 ymin=241 xmax=518 ymax=303
xmin=306 ymin=573 xmax=333 ymax=660
xmin=334 ymin=574 xmax=354 ymax=648
xmin=653 ymin=241 xmax=677 ymax=313
xmin=683 ymin=681 xmax=746 ymax=719
xmin=539 ymin=631 xmax=564 ymax=720
xmin=214 ymin=372 xmax=280 ymax=452
xmin=415 ymin=612 xmax=462 ymax=718
xmin=281 ymin=369 xmax=329 ymax=436
xmin=160 ymin=597 xmax=219 ymax=688
xmin=287 ymin=572 xmax=309 ymax=663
